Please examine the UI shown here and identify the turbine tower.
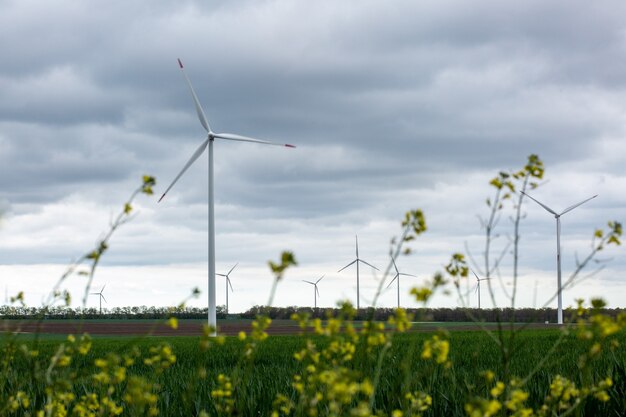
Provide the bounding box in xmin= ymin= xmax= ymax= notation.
xmin=216 ymin=263 xmax=237 ymax=315
xmin=302 ymin=275 xmax=324 ymax=309
xmin=386 ymin=256 xmax=415 ymax=308
xmin=521 ymin=191 xmax=597 ymax=324
xmin=90 ymin=284 xmax=107 ymax=315
xmin=471 ymin=270 xmax=490 ymax=309
xmin=159 ymin=59 xmax=295 ymax=334
xmin=338 ymin=235 xmax=379 ymax=309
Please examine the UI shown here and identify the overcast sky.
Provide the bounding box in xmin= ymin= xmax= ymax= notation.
xmin=1 ymin=0 xmax=625 ymax=316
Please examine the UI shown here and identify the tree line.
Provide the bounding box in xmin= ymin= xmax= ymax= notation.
xmin=1 ymin=304 xmax=624 ymax=323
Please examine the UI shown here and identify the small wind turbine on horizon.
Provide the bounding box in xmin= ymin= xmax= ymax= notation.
xmin=303 ymin=275 xmax=324 ymax=309
xmin=386 ymin=256 xmax=416 ymax=308
xmin=90 ymin=284 xmax=107 ymax=315
xmin=216 ymin=263 xmax=237 ymax=315
xmin=158 ymin=59 xmax=295 ymax=334
xmin=471 ymin=270 xmax=490 ymax=309
xmin=338 ymin=235 xmax=379 ymax=309
xmin=521 ymin=191 xmax=597 ymax=325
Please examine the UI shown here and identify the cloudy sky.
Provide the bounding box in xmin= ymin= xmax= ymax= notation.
xmin=1 ymin=0 xmax=625 ymax=315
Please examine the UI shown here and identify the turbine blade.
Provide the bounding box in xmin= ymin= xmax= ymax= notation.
xmin=214 ymin=133 xmax=295 ymax=148
xmin=227 ymin=277 xmax=234 ymax=292
xmin=560 ymin=194 xmax=598 ymax=216
xmin=101 ymin=294 xmax=107 ymax=303
xmin=337 ymin=260 xmax=357 ymax=273
xmin=521 ymin=191 xmax=557 ymax=215
xmin=474 ymin=284 xmax=479 ymax=294
xmin=358 ymin=259 xmax=379 ymax=271
xmin=178 ymin=58 xmax=211 ymax=133
xmin=216 ymin=273 xmax=226 ymax=277
xmin=101 ymin=284 xmax=106 ymax=293
xmin=471 ymin=269 xmax=480 ymax=281
xmin=399 ymin=273 xmax=416 ymax=277
xmin=316 ymin=286 xmax=320 ymax=297
xmin=391 ymin=256 xmax=399 ymax=274
xmin=315 ymin=275 xmax=325 ymax=284
xmin=355 ymin=235 xmax=359 ymax=258
xmin=302 ymin=280 xmax=315 ymax=285
xmin=228 ymin=262 xmax=238 ymax=275
xmin=386 ymin=274 xmax=398 ymax=289
xmin=158 ymin=138 xmax=210 ymax=202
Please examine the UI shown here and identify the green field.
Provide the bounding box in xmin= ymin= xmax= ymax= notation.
xmin=3 ymin=327 xmax=625 ymax=416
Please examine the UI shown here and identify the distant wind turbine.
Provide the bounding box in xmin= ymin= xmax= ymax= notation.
xmin=159 ymin=59 xmax=295 ymax=334
xmin=216 ymin=263 xmax=237 ymax=315
xmin=303 ymin=275 xmax=324 ymax=309
xmin=338 ymin=235 xmax=379 ymax=309
xmin=471 ymin=270 xmax=490 ymax=309
xmin=386 ymin=256 xmax=416 ymax=308
xmin=90 ymin=284 xmax=107 ymax=315
xmin=521 ymin=191 xmax=597 ymax=324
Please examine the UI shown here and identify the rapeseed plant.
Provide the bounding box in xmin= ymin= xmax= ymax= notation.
xmin=1 ymin=158 xmax=624 ymax=416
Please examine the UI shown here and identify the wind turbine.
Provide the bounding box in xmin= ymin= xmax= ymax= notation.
xmin=159 ymin=59 xmax=295 ymax=334
xmin=521 ymin=191 xmax=597 ymax=324
xmin=90 ymin=284 xmax=107 ymax=315
xmin=216 ymin=263 xmax=237 ymax=315
xmin=471 ymin=270 xmax=490 ymax=309
xmin=302 ymin=275 xmax=324 ymax=309
xmin=338 ymin=235 xmax=379 ymax=309
xmin=386 ymin=256 xmax=416 ymax=308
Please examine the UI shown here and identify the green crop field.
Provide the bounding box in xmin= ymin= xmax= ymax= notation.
xmin=3 ymin=327 xmax=625 ymax=416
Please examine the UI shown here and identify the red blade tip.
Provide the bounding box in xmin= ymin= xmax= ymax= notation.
xmin=177 ymin=58 xmax=183 ymax=69
xmin=285 ymin=144 xmax=296 ymax=148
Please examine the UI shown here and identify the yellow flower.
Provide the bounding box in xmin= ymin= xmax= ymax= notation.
xmin=422 ymin=334 xmax=450 ymax=364
xmin=486 ymin=400 xmax=502 ymax=415
xmin=482 ymin=370 xmax=495 ymax=382
xmin=57 ymin=355 xmax=71 ymax=367
xmin=595 ymin=391 xmax=610 ymax=402
xmin=411 ymin=287 xmax=433 ymax=303
xmin=490 ymin=382 xmax=505 ymax=398
xmin=167 ymin=317 xmax=178 ymax=330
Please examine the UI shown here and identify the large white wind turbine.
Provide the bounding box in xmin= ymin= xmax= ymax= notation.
xmin=159 ymin=59 xmax=295 ymax=333
xmin=386 ymin=256 xmax=415 ymax=308
xmin=216 ymin=263 xmax=237 ymax=315
xmin=471 ymin=270 xmax=490 ymax=309
xmin=90 ymin=284 xmax=107 ymax=315
xmin=338 ymin=235 xmax=379 ymax=309
xmin=521 ymin=191 xmax=597 ymax=324
xmin=303 ymin=275 xmax=324 ymax=309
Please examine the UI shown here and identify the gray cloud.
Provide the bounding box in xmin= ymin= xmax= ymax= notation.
xmin=1 ymin=0 xmax=625 ymax=309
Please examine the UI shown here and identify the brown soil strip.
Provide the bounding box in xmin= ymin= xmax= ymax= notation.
xmin=1 ymin=320 xmax=556 ymax=337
